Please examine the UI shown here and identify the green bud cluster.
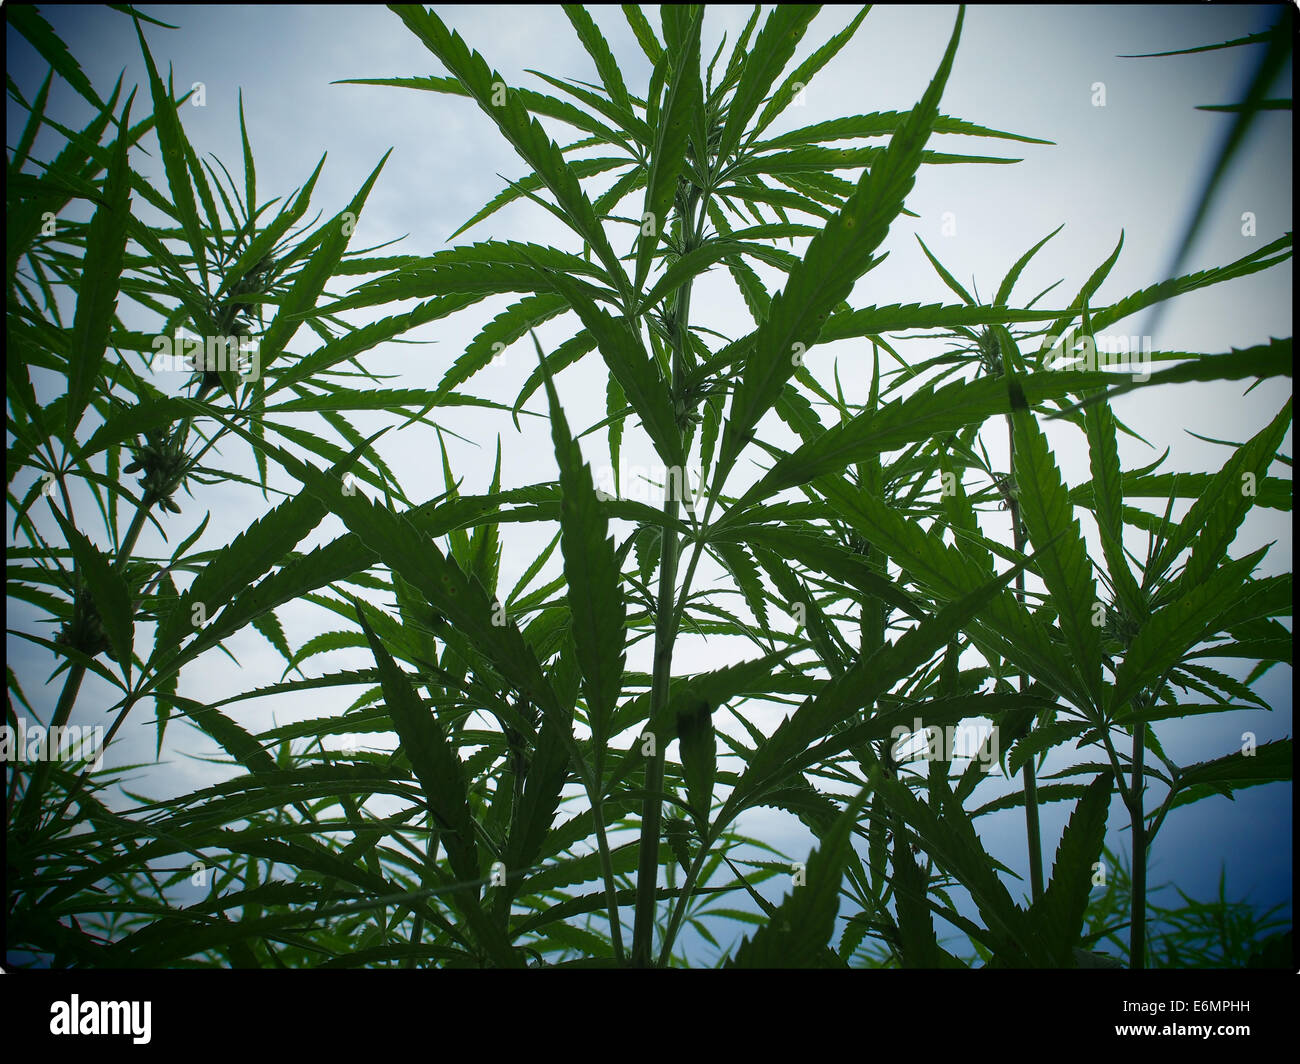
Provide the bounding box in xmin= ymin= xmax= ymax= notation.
xmin=124 ymin=426 xmax=191 ymax=514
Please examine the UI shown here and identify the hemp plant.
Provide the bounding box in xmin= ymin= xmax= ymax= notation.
xmin=6 ymin=4 xmax=1291 ymax=969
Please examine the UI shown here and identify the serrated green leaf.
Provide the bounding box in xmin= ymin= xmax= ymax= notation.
xmin=622 ymin=3 xmax=664 ymax=64
xmin=1081 ymin=380 xmax=1145 ymax=623
xmin=717 ymin=11 xmax=966 ymax=490
xmin=1161 ymin=398 xmax=1292 ymax=593
xmin=751 ymin=7 xmax=871 ymax=142
xmin=995 ymin=224 xmax=1063 ymax=306
xmin=256 ymin=151 xmax=390 ymax=378
xmin=8 ymin=7 xmax=104 ymax=109
xmin=536 ymin=337 xmax=626 ymax=755
xmin=716 ymin=6 xmax=819 ymax=165
xmin=563 ymin=5 xmax=632 ymax=114
xmin=66 ymin=92 xmax=133 ymax=438
xmin=726 ymin=782 xmax=869 ymax=968
xmin=1009 ymin=353 xmax=1102 ymax=706
xmin=1029 ymin=774 xmax=1113 ymax=965
xmin=535 ymin=266 xmax=685 ymax=471
xmin=1172 ymin=738 xmax=1291 ymax=799
xmin=634 ymin=6 xmax=701 ymax=292
xmin=49 ymin=507 xmax=133 ymax=679
xmin=391 ymin=5 xmax=627 ymax=298
xmin=721 ymin=551 xmax=1026 ymax=826
xmin=356 ymin=610 xmax=477 ymax=879
xmin=135 ymin=23 xmax=206 ymax=292
xmin=726 ymin=366 xmax=1119 ymax=516
xmin=676 ymin=696 xmax=715 ymax=825
xmin=1109 ymin=547 xmax=1268 ymax=716
xmin=882 ymin=775 xmax=1041 ymax=965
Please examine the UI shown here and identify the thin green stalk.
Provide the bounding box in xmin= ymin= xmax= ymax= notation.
xmin=630 ymin=188 xmax=702 ymax=968
xmin=16 ymin=482 xmax=157 ymax=833
xmin=1020 ymin=733 xmax=1045 ymax=902
xmin=658 ymin=823 xmax=717 ymax=966
xmin=403 ymin=824 xmax=434 ymax=969
xmin=113 ymin=496 xmax=152 ymax=571
xmin=1098 ymin=726 xmax=1137 ymax=810
xmin=589 ymin=790 xmax=627 ymax=964
xmin=654 ymin=505 xmax=725 ymax=965
xmin=631 ymin=491 xmax=681 ymax=966
xmin=49 ymin=692 xmax=138 ymax=826
xmin=579 ymin=649 xmax=627 ymax=961
xmin=1129 ymin=716 xmax=1148 ymax=969
xmin=667 ymin=497 xmax=713 ymax=638
xmin=1005 ymin=400 xmax=1044 ymax=902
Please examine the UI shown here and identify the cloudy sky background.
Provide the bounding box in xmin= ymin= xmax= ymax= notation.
xmin=7 ymin=4 xmax=1292 ymax=963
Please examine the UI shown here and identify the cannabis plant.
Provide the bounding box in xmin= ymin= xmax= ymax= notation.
xmin=6 ymin=4 xmax=1291 ymax=970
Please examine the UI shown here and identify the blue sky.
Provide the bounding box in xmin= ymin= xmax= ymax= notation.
xmin=7 ymin=5 xmax=1292 ymax=964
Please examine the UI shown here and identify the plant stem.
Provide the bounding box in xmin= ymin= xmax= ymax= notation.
xmin=657 ymin=824 xmax=715 ymax=966
xmin=1129 ymin=714 xmax=1148 ymax=969
xmin=1005 ymin=412 xmax=1044 ymax=902
xmin=404 ymin=824 xmax=434 ymax=969
xmin=114 ymin=500 xmax=152 ymax=571
xmin=631 ymin=492 xmax=680 ymax=967
xmin=590 ymin=793 xmax=626 ymax=964
xmin=50 ymin=693 xmax=138 ymax=826
xmin=630 ymin=189 xmax=700 ymax=967
xmin=16 ymin=484 xmax=156 ymax=833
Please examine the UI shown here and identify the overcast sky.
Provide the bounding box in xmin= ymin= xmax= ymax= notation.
xmin=7 ymin=5 xmax=1292 ymax=963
